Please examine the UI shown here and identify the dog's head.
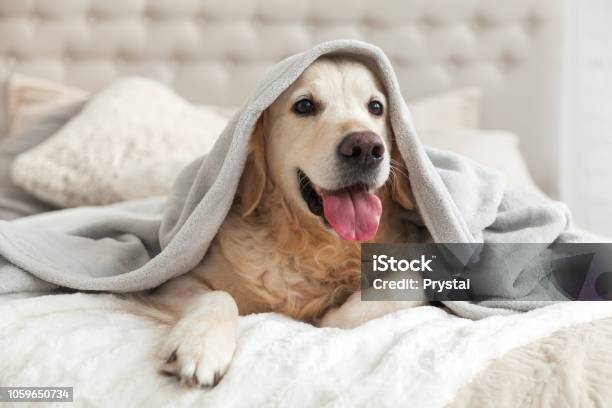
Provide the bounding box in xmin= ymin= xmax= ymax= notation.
xmin=239 ymin=57 xmax=413 ymax=241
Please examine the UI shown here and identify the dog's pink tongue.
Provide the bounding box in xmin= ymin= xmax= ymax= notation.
xmin=322 ymin=189 xmax=382 ymax=241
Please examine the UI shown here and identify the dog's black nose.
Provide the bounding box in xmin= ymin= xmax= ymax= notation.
xmin=337 ymin=131 xmax=385 ymax=168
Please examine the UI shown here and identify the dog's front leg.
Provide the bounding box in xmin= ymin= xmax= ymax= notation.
xmin=160 ymin=290 xmax=239 ymax=388
xmin=319 ymin=291 xmax=425 ymax=329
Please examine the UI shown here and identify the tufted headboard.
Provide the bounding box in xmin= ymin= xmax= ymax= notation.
xmin=0 ymin=0 xmax=564 ymax=196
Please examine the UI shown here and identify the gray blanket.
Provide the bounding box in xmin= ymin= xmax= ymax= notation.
xmin=0 ymin=40 xmax=605 ymax=319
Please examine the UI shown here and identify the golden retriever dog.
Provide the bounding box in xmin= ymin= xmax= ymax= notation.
xmin=141 ymin=57 xmax=425 ymax=388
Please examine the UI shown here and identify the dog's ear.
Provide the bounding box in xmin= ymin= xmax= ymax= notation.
xmin=389 ymin=139 xmax=415 ymax=210
xmin=238 ymin=114 xmax=267 ymax=216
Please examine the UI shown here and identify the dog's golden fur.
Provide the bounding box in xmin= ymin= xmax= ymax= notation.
xmin=136 ymin=57 xmax=422 ymax=388
xmin=197 ymin=125 xmax=411 ymax=321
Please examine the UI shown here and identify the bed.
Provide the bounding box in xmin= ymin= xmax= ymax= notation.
xmin=2 ymin=1 xmax=612 ymax=407
xmin=0 ymin=0 xmax=563 ymax=196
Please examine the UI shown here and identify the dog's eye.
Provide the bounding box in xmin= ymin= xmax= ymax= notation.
xmin=293 ymin=98 xmax=316 ymax=116
xmin=368 ymin=100 xmax=384 ymax=116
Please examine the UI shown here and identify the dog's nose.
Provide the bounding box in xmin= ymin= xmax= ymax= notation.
xmin=337 ymin=131 xmax=385 ymax=168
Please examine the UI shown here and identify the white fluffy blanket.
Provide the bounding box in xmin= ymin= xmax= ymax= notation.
xmin=2 ymin=293 xmax=612 ymax=407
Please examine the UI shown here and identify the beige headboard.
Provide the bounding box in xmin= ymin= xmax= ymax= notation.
xmin=0 ymin=0 xmax=564 ymax=196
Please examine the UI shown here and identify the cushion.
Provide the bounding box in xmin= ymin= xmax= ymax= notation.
xmin=6 ymin=74 xmax=88 ymax=135
xmin=410 ymin=87 xmax=481 ymax=132
xmin=11 ymin=78 xmax=483 ymax=208
xmin=419 ymin=127 xmax=539 ymax=191
xmin=12 ymin=77 xmax=228 ymax=207
xmin=0 ymin=74 xmax=87 ymax=219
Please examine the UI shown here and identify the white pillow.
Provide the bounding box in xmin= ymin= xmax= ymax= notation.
xmin=11 ymin=77 xmax=482 ymax=207
xmin=419 ymin=127 xmax=540 ymax=191
xmin=12 ymin=78 xmax=228 ymax=206
xmin=4 ymin=73 xmax=88 ymax=136
xmin=410 ymin=87 xmax=481 ymax=132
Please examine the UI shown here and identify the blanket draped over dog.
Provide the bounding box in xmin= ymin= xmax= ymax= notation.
xmin=0 ymin=40 xmax=606 ymax=319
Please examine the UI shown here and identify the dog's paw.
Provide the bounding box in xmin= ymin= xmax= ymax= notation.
xmin=160 ymin=315 xmax=237 ymax=388
xmin=319 ymin=291 xmax=425 ymax=329
xmin=319 ymin=305 xmax=362 ymax=329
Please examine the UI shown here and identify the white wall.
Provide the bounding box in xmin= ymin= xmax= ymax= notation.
xmin=562 ymin=0 xmax=612 ymax=236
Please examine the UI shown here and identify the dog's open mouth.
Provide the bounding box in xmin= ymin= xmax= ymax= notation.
xmin=297 ymin=169 xmax=382 ymax=242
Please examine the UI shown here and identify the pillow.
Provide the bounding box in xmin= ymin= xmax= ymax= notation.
xmin=0 ymin=74 xmax=88 ymax=219
xmin=12 ymin=78 xmax=229 ymax=207
xmin=419 ymin=128 xmax=540 ymax=191
xmin=5 ymin=73 xmax=88 ymax=135
xmin=11 ymin=78 xmax=482 ymax=208
xmin=409 ymin=87 xmax=481 ymax=132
